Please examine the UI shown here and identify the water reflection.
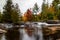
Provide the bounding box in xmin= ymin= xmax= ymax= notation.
xmin=5 ymin=28 xmax=20 ymax=40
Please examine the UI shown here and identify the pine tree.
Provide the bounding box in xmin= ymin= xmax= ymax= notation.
xmin=2 ymin=0 xmax=13 ymax=23
xmin=41 ymin=0 xmax=48 ymax=21
xmin=57 ymin=5 xmax=60 ymax=20
xmin=11 ymin=4 xmax=20 ymax=24
xmin=2 ymin=0 xmax=20 ymax=23
xmin=42 ymin=0 xmax=46 ymax=13
xmin=33 ymin=3 xmax=39 ymax=13
xmin=33 ymin=3 xmax=39 ymax=21
xmin=0 ymin=12 xmax=2 ymax=22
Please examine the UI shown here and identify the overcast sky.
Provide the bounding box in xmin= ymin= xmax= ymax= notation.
xmin=0 ymin=0 xmax=53 ymax=13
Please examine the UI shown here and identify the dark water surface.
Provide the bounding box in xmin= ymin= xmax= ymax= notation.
xmin=5 ymin=29 xmax=20 ymax=40
xmin=0 ymin=29 xmax=60 ymax=40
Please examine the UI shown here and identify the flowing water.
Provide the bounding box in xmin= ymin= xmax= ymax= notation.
xmin=0 ymin=24 xmax=44 ymax=40
xmin=0 ymin=34 xmax=6 ymax=40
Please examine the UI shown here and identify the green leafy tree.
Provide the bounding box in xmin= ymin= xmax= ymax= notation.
xmin=52 ymin=0 xmax=60 ymax=20
xmin=47 ymin=13 xmax=54 ymax=20
xmin=32 ymin=14 xmax=39 ymax=22
xmin=52 ymin=0 xmax=59 ymax=8
xmin=40 ymin=0 xmax=55 ymax=21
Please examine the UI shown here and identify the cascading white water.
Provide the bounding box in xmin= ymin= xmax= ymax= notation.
xmin=19 ymin=28 xmax=36 ymax=40
xmin=0 ymin=34 xmax=6 ymax=40
xmin=19 ymin=22 xmax=45 ymax=40
xmin=34 ymin=24 xmax=44 ymax=40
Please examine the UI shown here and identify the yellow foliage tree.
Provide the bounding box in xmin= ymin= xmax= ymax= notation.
xmin=48 ymin=5 xmax=55 ymax=13
xmin=48 ymin=5 xmax=58 ymax=20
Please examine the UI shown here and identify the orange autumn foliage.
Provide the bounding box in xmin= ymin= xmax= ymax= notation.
xmin=23 ymin=9 xmax=33 ymax=22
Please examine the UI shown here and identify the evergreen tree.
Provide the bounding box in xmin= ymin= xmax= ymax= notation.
xmin=2 ymin=0 xmax=13 ymax=23
xmin=2 ymin=0 xmax=20 ymax=23
xmin=42 ymin=0 xmax=46 ymax=13
xmin=32 ymin=3 xmax=39 ymax=21
xmin=0 ymin=12 xmax=2 ymax=22
xmin=57 ymin=5 xmax=60 ymax=20
xmin=11 ymin=4 xmax=20 ymax=24
xmin=41 ymin=0 xmax=48 ymax=20
xmin=33 ymin=3 xmax=39 ymax=13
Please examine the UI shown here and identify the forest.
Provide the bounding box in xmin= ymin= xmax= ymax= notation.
xmin=0 ymin=0 xmax=60 ymax=23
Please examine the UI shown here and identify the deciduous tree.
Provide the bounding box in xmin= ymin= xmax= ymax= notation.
xmin=23 ymin=9 xmax=33 ymax=22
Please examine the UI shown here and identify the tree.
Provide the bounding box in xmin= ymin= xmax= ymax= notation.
xmin=23 ymin=9 xmax=33 ymax=22
xmin=48 ymin=5 xmax=55 ymax=13
xmin=48 ymin=5 xmax=57 ymax=20
xmin=52 ymin=0 xmax=59 ymax=7
xmin=0 ymin=12 xmax=2 ymax=22
xmin=39 ymin=0 xmax=55 ymax=21
xmin=2 ymin=0 xmax=13 ymax=23
xmin=47 ymin=13 xmax=54 ymax=20
xmin=32 ymin=3 xmax=39 ymax=21
xmin=22 ymin=14 xmax=27 ymax=22
xmin=32 ymin=14 xmax=40 ymax=22
xmin=42 ymin=0 xmax=46 ymax=13
xmin=2 ymin=0 xmax=20 ymax=23
xmin=57 ymin=5 xmax=60 ymax=20
xmin=41 ymin=0 xmax=49 ymax=21
xmin=11 ymin=4 xmax=20 ymax=24
xmin=33 ymin=3 xmax=39 ymax=13
xmin=52 ymin=0 xmax=60 ymax=20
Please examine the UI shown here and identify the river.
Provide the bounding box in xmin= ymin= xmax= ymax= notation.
xmin=0 ymin=23 xmax=60 ymax=40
